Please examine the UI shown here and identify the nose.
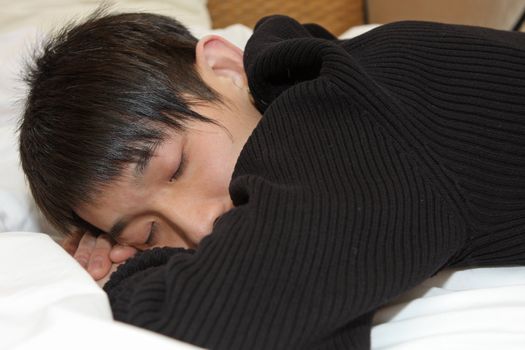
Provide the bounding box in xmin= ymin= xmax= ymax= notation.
xmin=176 ymin=198 xmax=234 ymax=244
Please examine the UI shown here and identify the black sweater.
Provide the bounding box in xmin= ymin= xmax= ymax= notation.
xmin=104 ymin=16 xmax=525 ymax=349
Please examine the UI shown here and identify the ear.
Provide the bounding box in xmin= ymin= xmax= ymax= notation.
xmin=195 ymin=35 xmax=247 ymax=89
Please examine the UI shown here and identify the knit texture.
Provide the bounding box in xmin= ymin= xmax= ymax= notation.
xmin=104 ymin=16 xmax=525 ymax=349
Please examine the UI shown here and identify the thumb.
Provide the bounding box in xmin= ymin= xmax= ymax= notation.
xmin=109 ymin=244 xmax=138 ymax=264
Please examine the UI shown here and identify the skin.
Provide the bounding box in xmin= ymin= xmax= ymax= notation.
xmin=61 ymin=34 xmax=262 ymax=286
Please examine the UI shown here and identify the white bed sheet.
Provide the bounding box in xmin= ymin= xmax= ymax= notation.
xmin=2 ymin=231 xmax=525 ymax=350
xmin=372 ymin=267 xmax=525 ymax=349
xmin=0 ymin=232 xmax=202 ymax=350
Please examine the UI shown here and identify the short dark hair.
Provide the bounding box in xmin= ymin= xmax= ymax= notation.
xmin=19 ymin=9 xmax=226 ymax=237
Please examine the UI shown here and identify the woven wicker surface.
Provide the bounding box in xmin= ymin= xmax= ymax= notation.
xmin=208 ymin=0 xmax=364 ymax=37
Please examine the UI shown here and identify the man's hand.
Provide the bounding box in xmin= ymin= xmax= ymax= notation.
xmin=61 ymin=231 xmax=137 ymax=284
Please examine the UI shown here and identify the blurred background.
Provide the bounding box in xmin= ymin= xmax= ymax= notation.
xmin=207 ymin=0 xmax=525 ymax=37
xmin=366 ymin=0 xmax=525 ymax=31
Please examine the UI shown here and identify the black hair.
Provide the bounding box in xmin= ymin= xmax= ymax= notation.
xmin=19 ymin=9 xmax=226 ymax=236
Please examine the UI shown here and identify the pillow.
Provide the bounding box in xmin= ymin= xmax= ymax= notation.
xmin=0 ymin=124 xmax=42 ymax=233
xmin=0 ymin=231 xmax=203 ymax=349
xmin=0 ymin=0 xmax=211 ymax=33
xmin=0 ymin=0 xmax=212 ymax=126
xmin=338 ymin=23 xmax=381 ymax=39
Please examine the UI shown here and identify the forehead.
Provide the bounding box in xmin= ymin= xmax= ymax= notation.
xmin=77 ymin=162 xmax=142 ymax=219
xmin=76 ymin=127 xmax=184 ymax=213
xmin=75 ymin=151 xmax=162 ymax=228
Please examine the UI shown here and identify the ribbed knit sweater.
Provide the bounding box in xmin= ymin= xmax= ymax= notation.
xmin=104 ymin=16 xmax=525 ymax=349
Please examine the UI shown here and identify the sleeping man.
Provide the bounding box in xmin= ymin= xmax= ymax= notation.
xmin=19 ymin=10 xmax=525 ymax=349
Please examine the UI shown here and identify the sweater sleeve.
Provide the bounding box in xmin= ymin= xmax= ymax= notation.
xmin=330 ymin=20 xmax=525 ymax=267
xmin=104 ymin=81 xmax=468 ymax=350
xmin=243 ymin=15 xmax=341 ymax=114
xmin=104 ymin=16 xmax=513 ymax=350
xmin=105 ymin=115 xmax=466 ymax=350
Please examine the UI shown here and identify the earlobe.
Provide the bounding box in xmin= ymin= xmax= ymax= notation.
xmin=195 ymin=34 xmax=247 ymax=87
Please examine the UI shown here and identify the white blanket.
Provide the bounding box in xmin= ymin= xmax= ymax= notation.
xmin=0 ymin=232 xmax=202 ymax=350
xmin=3 ymin=231 xmax=525 ymax=350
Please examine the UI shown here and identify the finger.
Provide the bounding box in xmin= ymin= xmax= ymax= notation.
xmin=73 ymin=233 xmax=97 ymax=269
xmin=96 ymin=262 xmax=121 ymax=288
xmin=109 ymin=244 xmax=138 ymax=264
xmin=87 ymin=234 xmax=113 ymax=280
xmin=60 ymin=231 xmax=83 ymax=256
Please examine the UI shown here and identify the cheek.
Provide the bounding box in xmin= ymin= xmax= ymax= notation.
xmin=193 ymin=135 xmax=237 ymax=193
xmin=203 ymin=153 xmax=234 ymax=195
xmin=158 ymin=229 xmax=191 ymax=248
xmin=193 ymin=230 xmax=212 ymax=243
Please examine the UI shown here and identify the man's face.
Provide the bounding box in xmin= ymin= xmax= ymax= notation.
xmin=75 ymin=35 xmax=262 ymax=250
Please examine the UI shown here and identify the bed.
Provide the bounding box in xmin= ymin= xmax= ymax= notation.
xmin=2 ymin=1 xmax=525 ymax=349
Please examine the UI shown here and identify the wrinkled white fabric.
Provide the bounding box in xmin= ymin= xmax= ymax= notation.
xmin=0 ymin=232 xmax=203 ymax=350
xmin=3 ymin=232 xmax=525 ymax=350
xmin=0 ymin=0 xmax=211 ymax=33
xmin=372 ymin=267 xmax=525 ymax=349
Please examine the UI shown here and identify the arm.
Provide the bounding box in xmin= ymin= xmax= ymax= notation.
xmin=105 ymin=16 xmax=474 ymax=349
xmin=105 ymin=83 xmax=467 ymax=350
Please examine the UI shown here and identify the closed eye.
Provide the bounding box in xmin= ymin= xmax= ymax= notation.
xmin=170 ymin=152 xmax=187 ymax=181
xmin=145 ymin=222 xmax=158 ymax=246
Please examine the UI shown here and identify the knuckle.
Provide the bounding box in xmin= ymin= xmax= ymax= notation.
xmin=74 ymin=252 xmax=90 ymax=262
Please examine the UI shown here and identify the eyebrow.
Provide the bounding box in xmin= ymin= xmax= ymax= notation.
xmin=108 ymin=215 xmax=131 ymax=240
xmin=133 ymin=148 xmax=156 ymax=178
